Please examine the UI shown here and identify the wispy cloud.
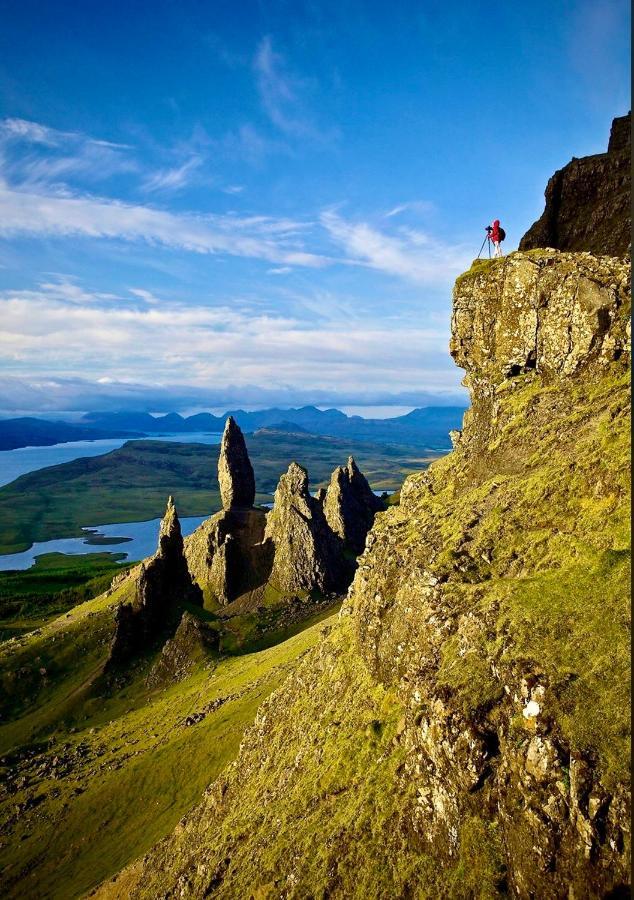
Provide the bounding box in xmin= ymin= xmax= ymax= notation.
xmin=0 ymin=183 xmax=329 ymax=268
xmin=321 ymin=209 xmax=470 ymax=285
xmin=0 ymin=117 xmax=137 ymax=188
xmin=253 ymin=37 xmax=335 ymax=143
xmin=141 ymin=155 xmax=204 ymax=193
xmin=385 ymin=200 xmax=435 ymax=218
xmin=0 ymin=280 xmax=461 ymax=405
xmin=128 ymin=288 xmax=161 ymax=304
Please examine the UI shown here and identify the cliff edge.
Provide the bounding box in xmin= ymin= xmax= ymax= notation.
xmin=519 ymin=112 xmax=631 ymax=256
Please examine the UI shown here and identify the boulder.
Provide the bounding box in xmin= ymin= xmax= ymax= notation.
xmin=323 ymin=456 xmax=384 ymax=554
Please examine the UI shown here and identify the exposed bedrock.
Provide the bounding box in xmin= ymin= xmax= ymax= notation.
xmin=323 ymin=455 xmax=384 ymax=555
xmin=108 ymin=496 xmax=202 ymax=666
xmin=519 ymin=112 xmax=631 ymax=256
xmin=449 ymin=250 xmax=631 ymax=455
xmin=217 ymin=416 xmax=256 ymax=510
xmin=265 ymin=462 xmax=349 ymax=595
xmin=184 ymin=507 xmax=272 ymax=607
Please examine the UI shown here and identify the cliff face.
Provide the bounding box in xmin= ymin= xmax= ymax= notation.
xmin=99 ymin=244 xmax=630 ymax=899
xmin=352 ymin=253 xmax=630 ymax=897
xmin=519 ymin=113 xmax=631 ymax=256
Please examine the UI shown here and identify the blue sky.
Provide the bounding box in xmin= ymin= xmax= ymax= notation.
xmin=0 ymin=0 xmax=630 ymax=415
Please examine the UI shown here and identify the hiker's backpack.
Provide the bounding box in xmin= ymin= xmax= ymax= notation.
xmin=498 ymin=227 xmax=506 ymax=242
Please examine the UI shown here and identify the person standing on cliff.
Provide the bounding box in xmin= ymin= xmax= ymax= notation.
xmin=488 ymin=219 xmax=505 ymax=257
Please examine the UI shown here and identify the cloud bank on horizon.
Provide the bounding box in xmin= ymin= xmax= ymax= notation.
xmin=0 ymin=0 xmax=629 ymax=413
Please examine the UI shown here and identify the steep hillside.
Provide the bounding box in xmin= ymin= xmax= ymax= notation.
xmin=100 ymin=249 xmax=630 ymax=899
xmin=0 ymin=599 xmax=332 ymax=899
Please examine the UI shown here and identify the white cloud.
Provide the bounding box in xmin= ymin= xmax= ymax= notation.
xmin=0 ymin=117 xmax=137 ymax=188
xmin=0 ymin=183 xmax=329 ymax=268
xmin=128 ymin=288 xmax=161 ymax=304
xmin=267 ymin=266 xmax=292 ymax=275
xmin=253 ymin=37 xmax=333 ymax=142
xmin=142 ymin=155 xmax=204 ymax=193
xmin=2 ymin=118 xmax=64 ymax=146
xmin=0 ymin=282 xmax=459 ymax=402
xmin=321 ymin=209 xmax=471 ymax=285
xmin=385 ymin=200 xmax=435 ymax=218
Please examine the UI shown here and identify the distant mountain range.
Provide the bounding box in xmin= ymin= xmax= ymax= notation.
xmin=80 ymin=405 xmax=466 ymax=448
xmin=0 ymin=417 xmax=143 ymax=452
xmin=0 ymin=404 xmax=467 ymax=453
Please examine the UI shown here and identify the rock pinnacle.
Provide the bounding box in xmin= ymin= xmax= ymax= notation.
xmin=218 ymin=417 xmax=256 ymax=510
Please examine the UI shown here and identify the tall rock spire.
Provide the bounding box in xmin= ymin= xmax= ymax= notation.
xmin=264 ymin=462 xmax=346 ymax=594
xmin=158 ymin=495 xmax=183 ymax=560
xmin=107 ymin=495 xmax=202 ymax=669
xmin=218 ymin=417 xmax=256 ymax=510
xmin=323 ymin=456 xmax=384 ymax=555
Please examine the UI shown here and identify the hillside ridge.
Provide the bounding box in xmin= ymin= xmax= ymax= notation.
xmin=95 ymin=242 xmax=630 ymax=897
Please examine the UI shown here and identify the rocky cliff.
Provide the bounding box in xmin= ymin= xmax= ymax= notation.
xmin=323 ymin=455 xmax=384 ymax=555
xmin=98 ymin=236 xmax=630 ymax=898
xmin=519 ymin=112 xmax=630 ymax=256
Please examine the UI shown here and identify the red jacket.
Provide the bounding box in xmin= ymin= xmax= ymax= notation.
xmin=490 ymin=219 xmax=501 ymax=242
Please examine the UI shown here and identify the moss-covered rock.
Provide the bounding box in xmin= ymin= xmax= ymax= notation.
xmin=96 ymin=247 xmax=630 ymax=898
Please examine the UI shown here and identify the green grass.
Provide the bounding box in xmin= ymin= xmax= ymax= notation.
xmin=0 ymin=553 xmax=132 ymax=640
xmin=400 ymin=369 xmax=630 ymax=787
xmin=0 ymin=433 xmax=439 ymax=553
xmin=0 ymin=610 xmax=330 ymax=900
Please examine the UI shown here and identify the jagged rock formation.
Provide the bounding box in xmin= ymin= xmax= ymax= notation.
xmin=184 ymin=507 xmax=272 ymax=607
xmin=264 ymin=462 xmax=348 ymax=594
xmin=217 ymin=416 xmax=256 ymax=509
xmin=184 ymin=418 xmax=272 ymax=607
xmin=185 ymin=419 xmax=375 ymax=607
xmin=450 ymin=250 xmax=631 ymax=458
xmin=108 ymin=497 xmax=202 ymax=666
xmin=519 ymin=112 xmax=631 ymax=256
xmin=146 ymin=612 xmax=219 ymax=688
xmin=323 ymin=455 xmax=384 ymax=554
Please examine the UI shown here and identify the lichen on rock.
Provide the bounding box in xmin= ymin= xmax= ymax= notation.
xmin=97 ymin=134 xmax=631 ymax=895
xmin=107 ymin=496 xmax=202 ymax=667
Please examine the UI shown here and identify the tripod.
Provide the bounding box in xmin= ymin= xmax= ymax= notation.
xmin=477 ymin=234 xmax=492 ymax=259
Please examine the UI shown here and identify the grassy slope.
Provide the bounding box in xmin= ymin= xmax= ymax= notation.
xmin=0 ymin=553 xmax=133 ymax=640
xmin=98 ymin=365 xmax=630 ymax=899
xmin=99 ymin=617 xmax=486 ymax=900
xmin=0 ymin=574 xmax=332 ymax=900
xmin=0 ymin=432 xmax=435 ymax=553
